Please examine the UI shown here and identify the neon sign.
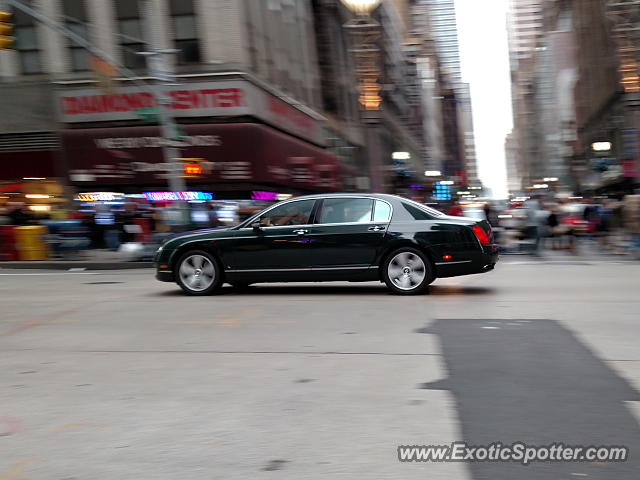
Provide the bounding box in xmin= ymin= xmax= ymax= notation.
xmin=76 ymin=192 xmax=124 ymax=201
xmin=144 ymin=191 xmax=213 ymax=201
xmin=251 ymin=191 xmax=279 ymax=201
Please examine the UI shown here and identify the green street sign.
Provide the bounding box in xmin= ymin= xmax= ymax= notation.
xmin=135 ymin=107 xmax=159 ymax=122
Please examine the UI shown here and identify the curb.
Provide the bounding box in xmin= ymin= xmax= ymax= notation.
xmin=0 ymin=261 xmax=153 ymax=270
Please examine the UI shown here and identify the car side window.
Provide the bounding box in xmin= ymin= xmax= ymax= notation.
xmin=373 ymin=200 xmax=391 ymax=222
xmin=258 ymin=199 xmax=315 ymax=226
xmin=318 ymin=198 xmax=373 ymax=224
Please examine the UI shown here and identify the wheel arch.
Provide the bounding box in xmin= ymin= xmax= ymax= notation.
xmin=377 ymin=240 xmax=437 ymax=281
xmin=170 ymin=242 xmax=226 ymax=281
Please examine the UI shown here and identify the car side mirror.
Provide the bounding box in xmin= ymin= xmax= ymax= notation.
xmin=251 ymin=221 xmax=263 ymax=231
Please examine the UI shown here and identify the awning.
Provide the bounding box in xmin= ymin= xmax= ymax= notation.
xmin=60 ymin=123 xmax=340 ymax=191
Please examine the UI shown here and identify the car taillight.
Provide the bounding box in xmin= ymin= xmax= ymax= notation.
xmin=472 ymin=224 xmax=490 ymax=245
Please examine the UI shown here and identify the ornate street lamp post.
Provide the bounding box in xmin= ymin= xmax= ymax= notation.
xmin=341 ymin=0 xmax=385 ymax=192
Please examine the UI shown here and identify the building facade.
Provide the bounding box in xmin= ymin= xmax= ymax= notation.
xmin=0 ymin=0 xmax=356 ymax=202
xmin=415 ymin=0 xmax=480 ymax=190
xmin=1 ymin=0 xmax=435 ymax=202
xmin=507 ymin=0 xmax=639 ymax=196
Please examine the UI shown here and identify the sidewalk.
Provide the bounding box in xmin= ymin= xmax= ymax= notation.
xmin=0 ymin=249 xmax=152 ymax=270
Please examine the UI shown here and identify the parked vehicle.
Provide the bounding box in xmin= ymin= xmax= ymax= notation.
xmin=154 ymin=193 xmax=499 ymax=295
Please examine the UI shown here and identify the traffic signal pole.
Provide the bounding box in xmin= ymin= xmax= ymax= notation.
xmin=6 ymin=0 xmax=189 ymax=226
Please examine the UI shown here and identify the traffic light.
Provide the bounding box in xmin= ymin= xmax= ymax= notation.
xmin=0 ymin=11 xmax=12 ymax=50
xmin=184 ymin=162 xmax=202 ymax=175
xmin=176 ymin=158 xmax=205 ymax=178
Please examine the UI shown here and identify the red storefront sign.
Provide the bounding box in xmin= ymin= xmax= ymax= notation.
xmin=60 ymin=123 xmax=340 ymax=191
xmin=56 ymin=80 xmax=325 ymax=146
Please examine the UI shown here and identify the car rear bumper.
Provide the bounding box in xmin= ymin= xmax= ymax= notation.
xmin=434 ymin=246 xmax=498 ymax=278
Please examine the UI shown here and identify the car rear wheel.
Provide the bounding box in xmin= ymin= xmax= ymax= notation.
xmin=176 ymin=250 xmax=222 ymax=295
xmin=382 ymin=247 xmax=432 ymax=295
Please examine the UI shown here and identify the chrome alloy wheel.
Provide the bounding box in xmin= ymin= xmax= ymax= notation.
xmin=179 ymin=254 xmax=216 ymax=292
xmin=387 ymin=251 xmax=427 ymax=291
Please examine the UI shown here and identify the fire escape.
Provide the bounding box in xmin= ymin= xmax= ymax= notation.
xmin=606 ymin=1 xmax=640 ymax=97
xmin=605 ymin=0 xmax=640 ymax=179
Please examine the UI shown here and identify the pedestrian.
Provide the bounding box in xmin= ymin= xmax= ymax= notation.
xmin=623 ymin=194 xmax=640 ymax=258
xmin=7 ymin=202 xmax=33 ymax=225
xmin=523 ymin=197 xmax=542 ymax=255
xmin=547 ymin=205 xmax=560 ymax=250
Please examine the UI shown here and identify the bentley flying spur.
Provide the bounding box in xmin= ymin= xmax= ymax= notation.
xmin=154 ymin=193 xmax=498 ymax=295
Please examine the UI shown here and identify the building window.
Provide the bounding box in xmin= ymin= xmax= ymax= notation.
xmin=62 ymin=0 xmax=89 ymax=71
xmin=169 ymin=0 xmax=200 ymax=64
xmin=115 ymin=0 xmax=145 ymax=69
xmin=13 ymin=2 xmax=42 ymax=74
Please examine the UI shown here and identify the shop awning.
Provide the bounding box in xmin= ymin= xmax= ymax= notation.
xmin=60 ymin=123 xmax=340 ymax=191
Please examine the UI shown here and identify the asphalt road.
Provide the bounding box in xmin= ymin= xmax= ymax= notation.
xmin=1 ymin=256 xmax=640 ymax=479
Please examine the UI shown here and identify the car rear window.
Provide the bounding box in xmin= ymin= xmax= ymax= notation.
xmin=401 ymin=202 xmax=439 ymax=220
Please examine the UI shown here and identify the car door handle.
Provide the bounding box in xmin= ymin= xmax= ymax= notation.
xmin=293 ymin=229 xmax=309 ymax=235
xmin=368 ymin=225 xmax=386 ymax=232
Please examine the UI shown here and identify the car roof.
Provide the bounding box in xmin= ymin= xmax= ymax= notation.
xmin=290 ymin=192 xmax=399 ymax=202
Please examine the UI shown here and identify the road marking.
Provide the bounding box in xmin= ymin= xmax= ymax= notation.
xmin=53 ymin=423 xmax=111 ymax=433
xmin=1 ymin=307 xmax=80 ymax=336
xmin=0 ymin=272 xmax=102 ymax=276
xmin=0 ymin=458 xmax=43 ymax=480
xmin=180 ymin=308 xmax=260 ymax=327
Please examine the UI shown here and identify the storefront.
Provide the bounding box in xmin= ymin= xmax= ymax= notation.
xmin=0 ymin=148 xmax=64 ymax=215
xmin=55 ymin=77 xmax=341 ymax=196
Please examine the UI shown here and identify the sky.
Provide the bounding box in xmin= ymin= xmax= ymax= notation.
xmin=454 ymin=0 xmax=512 ymax=199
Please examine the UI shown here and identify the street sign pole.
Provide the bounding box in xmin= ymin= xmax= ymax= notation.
xmin=138 ymin=0 xmax=188 ymax=227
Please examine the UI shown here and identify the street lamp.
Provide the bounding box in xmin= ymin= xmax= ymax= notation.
xmin=591 ymin=141 xmax=612 ymax=152
xmin=341 ymin=0 xmax=385 ymax=191
xmin=340 ymin=0 xmax=381 ymax=16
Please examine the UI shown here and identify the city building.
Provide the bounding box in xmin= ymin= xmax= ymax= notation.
xmin=504 ymin=130 xmax=521 ymax=194
xmin=506 ymin=0 xmax=543 ymax=191
xmin=507 ymin=0 xmax=543 ymax=67
xmin=0 ymin=0 xmax=435 ymax=205
xmin=0 ymin=0 xmax=352 ymax=205
xmin=572 ymin=0 xmax=639 ymax=194
xmin=415 ymin=0 xmax=480 ymax=190
xmin=507 ymin=0 xmax=639 ymax=195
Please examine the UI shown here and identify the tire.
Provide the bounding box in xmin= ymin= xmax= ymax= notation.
xmin=175 ymin=250 xmax=223 ymax=295
xmin=382 ymin=247 xmax=433 ymax=295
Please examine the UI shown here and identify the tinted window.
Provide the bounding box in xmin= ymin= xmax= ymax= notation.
xmin=259 ymin=200 xmax=315 ymax=226
xmin=373 ymin=200 xmax=391 ymax=222
xmin=402 ymin=202 xmax=437 ymax=220
xmin=318 ymin=198 xmax=373 ymax=224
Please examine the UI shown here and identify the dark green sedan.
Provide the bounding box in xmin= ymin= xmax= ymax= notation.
xmin=154 ymin=193 xmax=498 ymax=295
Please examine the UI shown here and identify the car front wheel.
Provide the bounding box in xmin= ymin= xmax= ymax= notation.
xmin=382 ymin=247 xmax=432 ymax=295
xmin=176 ymin=250 xmax=222 ymax=295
